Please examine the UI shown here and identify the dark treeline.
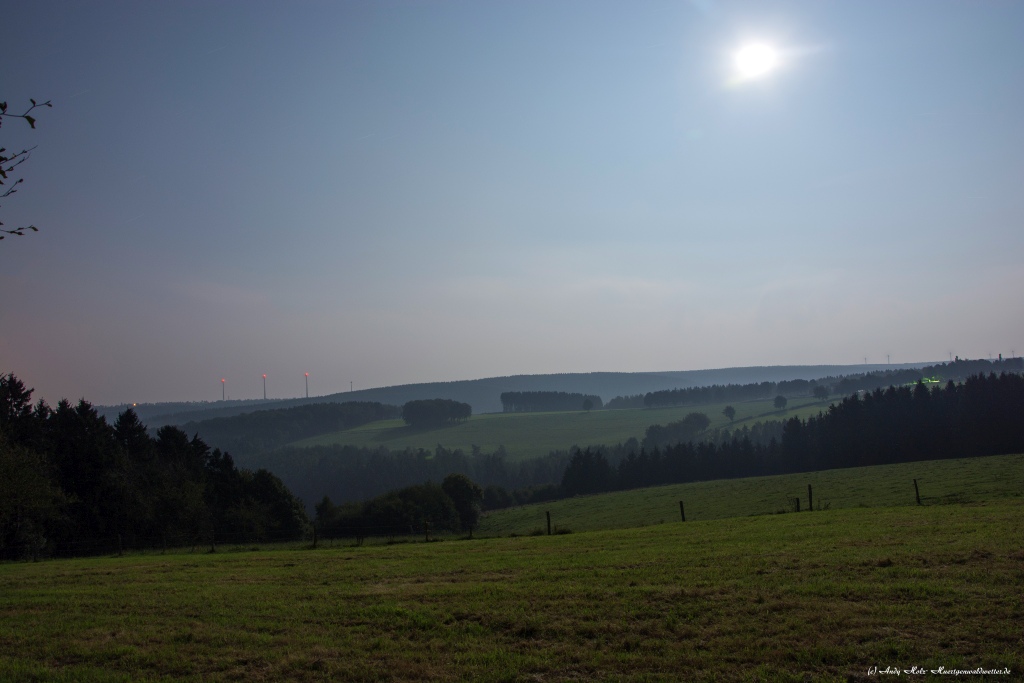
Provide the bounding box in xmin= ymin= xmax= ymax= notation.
xmin=562 ymin=373 xmax=1024 ymax=496
xmin=0 ymin=373 xmax=308 ymax=560
xmin=500 ymin=391 xmax=603 ymax=413
xmin=181 ymin=401 xmax=400 ymax=460
xmin=314 ymin=473 xmax=485 ymax=540
xmin=923 ymin=356 xmax=1022 ymax=379
xmin=699 ymin=420 xmax=786 ymax=450
xmin=605 ymin=394 xmax=645 ymax=410
xmin=816 ymin=369 xmax=925 ymax=396
xmin=827 ymin=358 xmax=1021 ymax=396
xmin=265 ymin=443 xmax=569 ymax=513
xmin=316 ymin=483 xmax=458 ymax=540
xmin=636 ymin=358 xmax=1022 ymax=409
xmin=639 ymin=411 xmax=787 ymax=452
xmin=643 ymin=412 xmax=711 ymax=450
xmin=643 ymin=378 xmax=819 ymax=405
xmin=402 ymin=399 xmax=472 ymax=428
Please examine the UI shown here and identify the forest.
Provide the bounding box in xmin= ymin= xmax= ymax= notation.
xmin=261 ymin=442 xmax=569 ymax=514
xmin=642 ymin=412 xmax=712 ymax=450
xmin=401 ymin=398 xmax=472 ymax=428
xmin=179 ymin=401 xmax=401 ymax=461
xmin=635 ymin=357 xmax=1022 ymax=409
xmin=313 ymin=472 xmax=486 ymax=541
xmin=500 ymin=391 xmax=603 ymax=413
xmin=0 ymin=373 xmax=309 ymax=560
xmin=561 ymin=372 xmax=1024 ymax=496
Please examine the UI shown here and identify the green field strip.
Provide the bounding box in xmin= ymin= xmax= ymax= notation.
xmin=477 ymin=452 xmax=1024 ymax=536
xmin=287 ymin=397 xmax=828 ymax=461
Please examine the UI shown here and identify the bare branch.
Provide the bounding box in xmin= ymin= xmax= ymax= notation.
xmin=0 ymin=100 xmax=52 ymax=129
xmin=1 ymin=225 xmax=38 ymax=239
xmin=1 ymin=147 xmax=36 ymax=183
xmin=1 ymin=99 xmax=50 ymax=242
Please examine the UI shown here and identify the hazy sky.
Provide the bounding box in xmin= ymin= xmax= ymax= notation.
xmin=3 ymin=1 xmax=1022 ymax=406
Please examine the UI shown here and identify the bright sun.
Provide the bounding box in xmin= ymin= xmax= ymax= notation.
xmin=734 ymin=43 xmax=780 ymax=79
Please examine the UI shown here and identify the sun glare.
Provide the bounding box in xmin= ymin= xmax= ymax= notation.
xmin=734 ymin=43 xmax=780 ymax=79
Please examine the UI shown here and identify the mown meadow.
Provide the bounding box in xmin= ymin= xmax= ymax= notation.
xmin=289 ymin=396 xmax=827 ymax=461
xmin=1 ymin=498 xmax=1021 ymax=682
xmin=476 ymin=452 xmax=1024 ymax=536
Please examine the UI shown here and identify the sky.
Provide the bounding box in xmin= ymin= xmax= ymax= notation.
xmin=2 ymin=0 xmax=1022 ymax=406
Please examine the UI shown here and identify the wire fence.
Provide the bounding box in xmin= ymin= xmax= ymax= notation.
xmin=0 ymin=521 xmax=468 ymax=562
xmin=5 ymin=475 xmax=1016 ymax=563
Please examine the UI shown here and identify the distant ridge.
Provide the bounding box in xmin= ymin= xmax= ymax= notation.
xmin=96 ymin=363 xmax=933 ymax=427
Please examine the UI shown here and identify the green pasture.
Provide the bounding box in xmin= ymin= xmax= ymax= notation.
xmin=2 ymin=500 xmax=1021 ymax=682
xmin=478 ymin=452 xmax=1024 ymax=536
xmin=290 ymin=396 xmax=827 ymax=461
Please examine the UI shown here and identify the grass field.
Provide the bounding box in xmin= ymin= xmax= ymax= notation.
xmin=477 ymin=452 xmax=1024 ymax=536
xmin=289 ymin=397 xmax=828 ymax=461
xmin=2 ymin=499 xmax=1021 ymax=682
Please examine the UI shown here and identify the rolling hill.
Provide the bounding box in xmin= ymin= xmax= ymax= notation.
xmin=286 ymin=396 xmax=826 ymax=461
xmin=475 ymin=451 xmax=1024 ymax=536
xmin=97 ymin=362 xmax=929 ymax=426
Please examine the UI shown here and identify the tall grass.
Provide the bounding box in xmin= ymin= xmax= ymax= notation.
xmin=2 ymin=499 xmax=1021 ymax=681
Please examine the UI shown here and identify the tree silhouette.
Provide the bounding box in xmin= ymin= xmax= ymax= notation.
xmin=773 ymin=395 xmax=788 ymax=410
xmin=401 ymin=399 xmax=472 ymax=429
xmin=722 ymin=405 xmax=736 ymax=421
xmin=441 ymin=473 xmax=483 ymax=535
xmin=1 ymin=99 xmax=51 ymax=240
xmin=642 ymin=412 xmax=711 ymax=450
xmin=501 ymin=391 xmax=603 ymax=413
xmin=1 ymin=373 xmax=313 ymax=559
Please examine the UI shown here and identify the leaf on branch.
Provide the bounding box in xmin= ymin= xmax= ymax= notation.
xmin=30 ymin=99 xmax=36 ymax=106
xmin=24 ymin=115 xmax=36 ymax=129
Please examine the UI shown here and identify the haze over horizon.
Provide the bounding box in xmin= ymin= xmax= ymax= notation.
xmin=3 ymin=1 xmax=1022 ymax=407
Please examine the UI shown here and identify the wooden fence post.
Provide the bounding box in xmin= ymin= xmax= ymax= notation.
xmin=424 ymin=521 xmax=430 ymax=543
xmin=795 ymin=497 xmax=800 ymax=513
xmin=679 ymin=501 xmax=686 ymax=522
xmin=807 ymin=484 xmax=813 ymax=512
xmin=118 ymin=533 xmax=123 ymax=557
xmin=312 ymin=524 xmax=318 ymax=549
xmin=913 ymin=479 xmax=921 ymax=506
xmin=546 ymin=511 xmax=551 ymax=536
